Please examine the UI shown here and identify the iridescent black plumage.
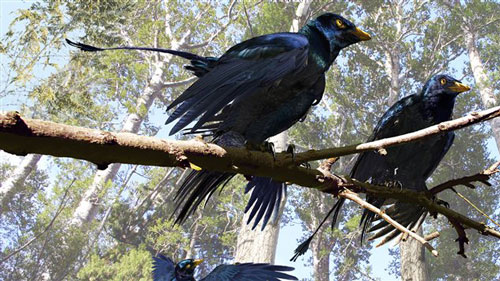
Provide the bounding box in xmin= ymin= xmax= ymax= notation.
xmin=66 ymin=13 xmax=371 ymax=229
xmin=168 ymin=13 xmax=370 ymax=228
xmin=152 ymin=255 xmax=297 ymax=281
xmin=291 ymin=74 xmax=470 ymax=259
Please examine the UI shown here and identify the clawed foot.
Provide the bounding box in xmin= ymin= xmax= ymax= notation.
xmin=429 ymin=197 xmax=449 ymax=218
xmin=246 ymin=141 xmax=276 ymax=160
xmin=435 ymin=198 xmax=450 ymax=208
xmin=383 ymin=180 xmax=403 ymax=190
xmin=286 ymin=144 xmax=296 ymax=163
xmin=246 ymin=141 xmax=301 ymax=164
xmin=300 ymin=162 xmax=311 ymax=169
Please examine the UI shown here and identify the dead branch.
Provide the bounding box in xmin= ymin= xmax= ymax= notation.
xmin=430 ymin=160 xmax=500 ymax=194
xmin=424 ymin=232 xmax=440 ymax=241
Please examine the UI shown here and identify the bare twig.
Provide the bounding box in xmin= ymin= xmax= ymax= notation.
xmin=455 ymin=191 xmax=500 ymax=229
xmin=430 ymin=160 xmax=500 ymax=194
xmin=424 ymin=231 xmax=440 ymax=241
xmin=293 ymin=106 xmax=500 ymax=163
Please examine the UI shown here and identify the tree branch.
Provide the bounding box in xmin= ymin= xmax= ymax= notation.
xmin=429 ymin=160 xmax=500 ymax=194
xmin=342 ymin=190 xmax=439 ymax=257
xmin=1 ymin=106 xmax=500 ymax=256
xmin=292 ymin=105 xmax=500 ymax=163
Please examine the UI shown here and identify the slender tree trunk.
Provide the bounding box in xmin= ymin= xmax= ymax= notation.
xmin=380 ymin=4 xmax=430 ymax=276
xmin=185 ymin=212 xmax=203 ymax=259
xmin=311 ymin=237 xmax=330 ymax=281
xmin=235 ymin=132 xmax=287 ymax=263
xmin=234 ymin=0 xmax=312 ymax=263
xmin=304 ymin=193 xmax=333 ymax=281
xmin=465 ymin=29 xmax=500 ymax=151
xmin=384 ymin=48 xmax=401 ymax=105
xmin=400 ymin=228 xmax=429 ymax=281
xmin=0 ymin=154 xmax=42 ymax=213
xmin=70 ymin=39 xmax=185 ymax=226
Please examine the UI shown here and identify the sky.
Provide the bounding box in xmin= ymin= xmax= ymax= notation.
xmin=2 ymin=1 xmax=498 ymax=281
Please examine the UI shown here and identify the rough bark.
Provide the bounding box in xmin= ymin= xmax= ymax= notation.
xmin=2 ymin=107 xmax=500 ymax=190
xmin=400 ymin=227 xmax=430 ymax=281
xmin=0 ymin=153 xmax=42 ymax=213
xmin=1 ymin=114 xmax=500 ymax=253
xmin=465 ymin=29 xmax=500 ymax=151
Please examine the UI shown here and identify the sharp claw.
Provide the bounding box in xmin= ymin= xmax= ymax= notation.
xmin=435 ymin=198 xmax=450 ymax=208
xmin=300 ymin=162 xmax=311 ymax=169
xmin=267 ymin=142 xmax=276 ymax=160
xmin=286 ymin=144 xmax=296 ymax=163
xmin=384 ymin=180 xmax=402 ymax=189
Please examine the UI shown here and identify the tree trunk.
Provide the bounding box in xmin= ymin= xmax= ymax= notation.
xmin=311 ymin=226 xmax=330 ymax=281
xmin=384 ymin=48 xmax=401 ymax=105
xmin=234 ymin=132 xmax=288 ymax=263
xmin=303 ymin=193 xmax=333 ymax=281
xmin=70 ymin=39 xmax=185 ymax=226
xmin=400 ymin=228 xmax=429 ymax=281
xmin=0 ymin=154 xmax=42 ymax=213
xmin=465 ymin=29 xmax=500 ymax=151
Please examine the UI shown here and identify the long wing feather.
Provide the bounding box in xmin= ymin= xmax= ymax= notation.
xmin=200 ymin=263 xmax=298 ymax=281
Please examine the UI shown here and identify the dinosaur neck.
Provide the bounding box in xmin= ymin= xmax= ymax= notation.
xmin=299 ymin=25 xmax=339 ymax=71
xmin=175 ymin=273 xmax=195 ymax=281
xmin=423 ymin=94 xmax=456 ymax=123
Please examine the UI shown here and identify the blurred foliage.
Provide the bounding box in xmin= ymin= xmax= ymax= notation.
xmin=0 ymin=0 xmax=499 ymax=281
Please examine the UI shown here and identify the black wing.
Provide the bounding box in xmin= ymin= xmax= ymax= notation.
xmin=166 ymin=32 xmax=309 ymax=135
xmin=352 ymin=95 xmax=421 ymax=240
xmin=367 ymin=131 xmax=455 ymax=243
xmin=152 ymin=255 xmax=175 ymax=281
xmin=200 ymin=263 xmax=298 ymax=281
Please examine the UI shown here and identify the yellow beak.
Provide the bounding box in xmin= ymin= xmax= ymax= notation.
xmin=193 ymin=259 xmax=204 ymax=267
xmin=351 ymin=27 xmax=371 ymax=41
xmin=449 ymin=81 xmax=471 ymax=93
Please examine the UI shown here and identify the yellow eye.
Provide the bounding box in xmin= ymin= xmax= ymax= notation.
xmin=186 ymin=264 xmax=191 ymax=269
xmin=335 ymin=19 xmax=345 ymax=28
xmin=440 ymin=78 xmax=447 ymax=85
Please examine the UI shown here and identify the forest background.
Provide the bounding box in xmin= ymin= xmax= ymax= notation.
xmin=1 ymin=1 xmax=499 ymax=280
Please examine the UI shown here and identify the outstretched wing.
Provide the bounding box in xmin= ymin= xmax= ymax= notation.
xmin=152 ymin=254 xmax=175 ymax=281
xmin=201 ymin=263 xmax=298 ymax=281
xmin=166 ymin=32 xmax=309 ymax=135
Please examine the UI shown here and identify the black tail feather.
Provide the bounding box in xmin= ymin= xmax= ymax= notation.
xmin=290 ymin=236 xmax=313 ymax=262
xmin=172 ymin=170 xmax=234 ymax=225
xmin=66 ymin=38 xmax=206 ymax=61
xmin=244 ymin=177 xmax=286 ymax=230
xmin=290 ymin=199 xmax=343 ymax=261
